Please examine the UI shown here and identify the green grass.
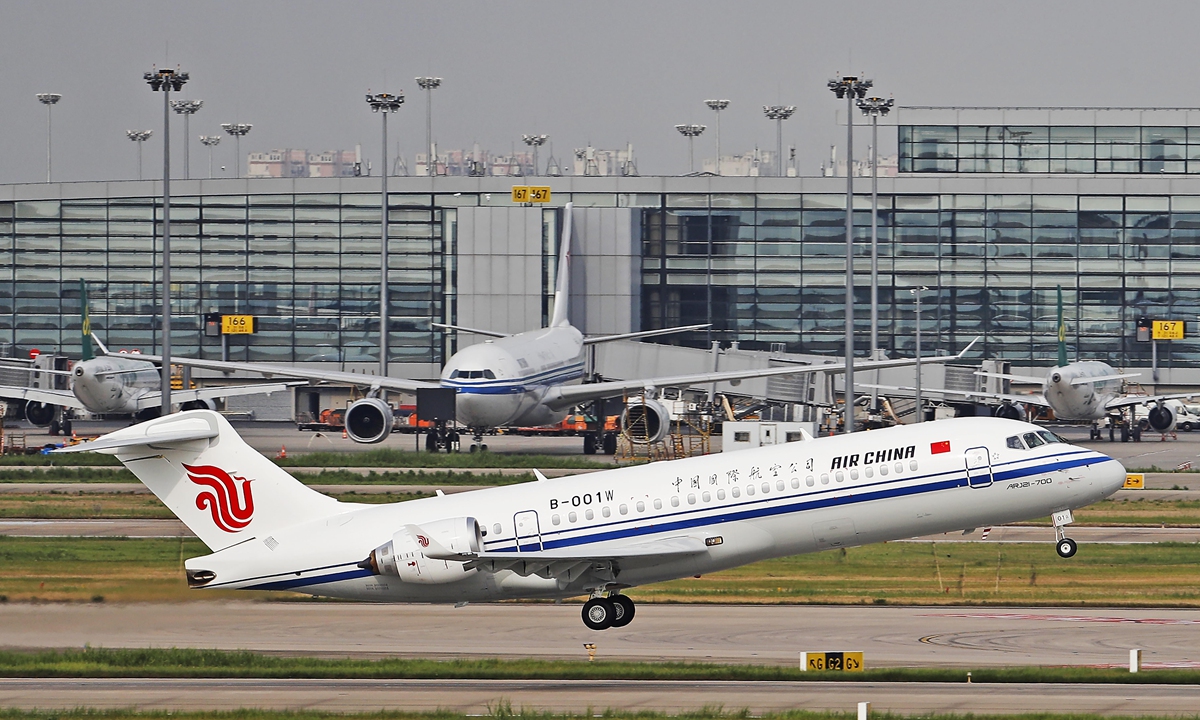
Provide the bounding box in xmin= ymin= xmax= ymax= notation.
xmin=0 ymin=647 xmax=1198 ymax=686
xmin=3 ymin=537 xmax=1200 ymax=606
xmin=0 ymin=711 xmax=1196 ymax=720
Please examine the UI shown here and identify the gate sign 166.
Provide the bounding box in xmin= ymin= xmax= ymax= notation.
xmin=221 ymin=315 xmax=256 ymax=335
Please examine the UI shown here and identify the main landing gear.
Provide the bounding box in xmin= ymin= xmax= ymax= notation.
xmin=581 ymin=593 xmax=636 ymax=630
xmin=1053 ymin=508 xmax=1077 ymax=558
xmin=468 ymin=427 xmax=488 ymax=453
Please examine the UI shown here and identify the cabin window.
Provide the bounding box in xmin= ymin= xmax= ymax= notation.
xmin=1006 ymin=435 xmax=1025 ymax=450
xmin=568 ymin=512 xmax=577 ymax=523
xmin=790 ymin=478 xmax=799 ymax=489
xmin=894 ymin=462 xmax=903 ymax=474
xmin=835 ymin=471 xmax=844 ymax=483
xmin=717 ymin=489 xmax=726 ymax=500
xmin=909 ymin=460 xmax=918 ymax=471
xmin=746 ymin=484 xmax=756 ymax=496
xmin=865 ymin=467 xmax=874 ymax=478
xmin=806 ymin=475 xmax=815 ymax=487
xmin=1023 ymin=432 xmax=1046 ymax=448
xmin=734 ymin=431 xmax=750 ymax=442
xmin=653 ymin=499 xmax=662 ymax=510
xmin=492 ymin=523 xmax=502 ymax=535
xmin=732 ymin=487 xmax=741 ymax=498
xmin=551 ymin=514 xmax=561 ymax=525
xmin=585 ymin=509 xmax=594 ymax=520
xmin=670 ymin=496 xmax=680 ymax=507
xmin=702 ymin=491 xmax=711 ymax=502
xmin=762 ymin=482 xmax=770 ymax=494
xmin=636 ymin=501 xmax=644 ymax=512
xmin=601 ymin=507 xmax=611 ymax=518
xmin=879 ymin=465 xmax=888 ymax=476
xmin=686 ymin=493 xmax=695 ymax=504
xmin=619 ymin=504 xmax=628 ymax=515
xmin=850 ymin=469 xmax=859 ymax=481
xmin=821 ymin=473 xmax=830 ymax=484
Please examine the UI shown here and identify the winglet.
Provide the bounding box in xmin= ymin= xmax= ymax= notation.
xmin=549 ymin=203 xmax=573 ymax=328
xmin=79 ymin=279 xmax=94 ymax=362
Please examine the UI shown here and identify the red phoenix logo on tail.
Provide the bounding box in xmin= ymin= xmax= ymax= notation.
xmin=185 ymin=464 xmax=255 ymax=533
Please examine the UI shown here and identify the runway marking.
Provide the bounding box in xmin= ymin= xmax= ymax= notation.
xmin=925 ymin=612 xmax=1200 ymax=625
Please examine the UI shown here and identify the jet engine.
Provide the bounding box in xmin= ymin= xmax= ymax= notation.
xmin=344 ymin=398 xmax=394 ymax=444
xmin=620 ymin=397 xmax=671 ymax=444
xmin=180 ymin=399 xmax=216 ymax=412
xmin=1146 ymin=402 xmax=1176 ymax=432
xmin=992 ymin=402 xmax=1026 ymax=421
xmin=360 ymin=517 xmax=482 ymax=585
xmin=23 ymin=401 xmax=55 ymax=426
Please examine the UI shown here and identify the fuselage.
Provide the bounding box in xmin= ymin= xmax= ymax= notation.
xmin=439 ymin=325 xmax=585 ymax=428
xmin=1042 ymin=361 xmax=1123 ymax=421
xmin=71 ymin=355 xmax=160 ymax=414
xmin=188 ymin=417 xmax=1126 ymax=603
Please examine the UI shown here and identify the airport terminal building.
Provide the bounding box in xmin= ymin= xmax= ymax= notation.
xmin=4 ymin=107 xmax=1200 ymax=386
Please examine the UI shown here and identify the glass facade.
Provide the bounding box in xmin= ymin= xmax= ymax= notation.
xmin=0 ymin=193 xmax=446 ymax=364
xmin=900 ymin=125 xmax=1200 ymax=174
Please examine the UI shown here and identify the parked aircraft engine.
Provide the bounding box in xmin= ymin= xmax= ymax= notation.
xmin=23 ymin=401 xmax=55 ymax=426
xmin=620 ymin=397 xmax=670 ymax=444
xmin=993 ymin=402 xmax=1026 ymax=421
xmin=180 ymin=399 xmax=216 ymax=412
xmin=1146 ymin=402 xmax=1176 ymax=432
xmin=360 ymin=517 xmax=482 ymax=584
xmin=344 ymin=398 xmax=394 ymax=444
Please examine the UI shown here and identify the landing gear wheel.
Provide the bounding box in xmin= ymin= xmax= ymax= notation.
xmin=582 ymin=597 xmax=616 ymax=630
xmin=602 ymin=432 xmax=618 ymax=455
xmin=583 ymin=432 xmax=597 ymax=455
xmin=469 ymin=444 xmax=478 ymax=453
xmin=480 ymin=443 xmax=488 ymax=452
xmin=62 ymin=420 xmax=73 ymax=436
xmin=425 ymin=432 xmax=438 ymax=452
xmin=610 ymin=595 xmax=635 ymax=627
xmin=49 ymin=420 xmax=60 ymax=436
xmin=1056 ymin=537 xmax=1078 ymax=558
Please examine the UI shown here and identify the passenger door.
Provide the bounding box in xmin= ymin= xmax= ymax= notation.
xmin=513 ymin=510 xmax=543 ymax=551
xmin=964 ymin=446 xmax=993 ymax=488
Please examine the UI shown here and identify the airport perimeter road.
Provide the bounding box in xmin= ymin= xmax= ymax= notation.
xmin=3 ymin=602 xmax=1199 ymax=669
xmin=1 ymin=677 xmax=1198 ymax=715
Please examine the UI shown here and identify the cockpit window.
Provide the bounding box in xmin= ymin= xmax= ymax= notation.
xmin=449 ymin=369 xmax=461 ymax=379
xmin=1037 ymin=430 xmax=1061 ymax=445
xmin=1022 ymin=432 xmax=1045 ymax=448
xmin=483 ymin=369 xmax=496 ymax=379
xmin=1006 ymin=435 xmax=1025 ymax=450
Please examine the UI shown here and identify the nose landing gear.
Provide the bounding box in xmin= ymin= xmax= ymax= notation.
xmin=581 ymin=593 xmax=636 ymax=630
xmin=468 ymin=427 xmax=488 ymax=453
xmin=1053 ymin=508 xmax=1077 ymax=558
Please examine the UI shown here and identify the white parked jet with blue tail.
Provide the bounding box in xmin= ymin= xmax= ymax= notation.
xmin=58 ymin=409 xmax=1126 ymax=630
xmin=144 ymin=204 xmax=978 ymax=453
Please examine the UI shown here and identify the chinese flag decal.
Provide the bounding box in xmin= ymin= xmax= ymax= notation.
xmin=930 ymin=440 xmax=951 ymax=455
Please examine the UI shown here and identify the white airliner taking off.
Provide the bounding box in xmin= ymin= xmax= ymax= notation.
xmin=144 ymin=204 xmax=977 ymax=452
xmin=59 ymin=410 xmax=1125 ymax=630
xmin=0 ymin=281 xmax=293 ymax=434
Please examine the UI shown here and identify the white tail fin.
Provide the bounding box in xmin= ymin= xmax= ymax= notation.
xmin=56 ymin=410 xmax=342 ymax=551
xmin=548 ymin=202 xmax=573 ymax=328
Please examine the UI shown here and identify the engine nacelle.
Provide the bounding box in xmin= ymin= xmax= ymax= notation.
xmin=24 ymin=401 xmax=55 ymax=426
xmin=361 ymin=517 xmax=482 ymax=585
xmin=344 ymin=398 xmax=394 ymax=444
xmin=620 ymin=397 xmax=671 ymax=444
xmin=180 ymin=398 xmax=216 ymax=412
xmin=1147 ymin=402 xmax=1176 ymax=432
xmin=993 ymin=402 xmax=1026 ymax=421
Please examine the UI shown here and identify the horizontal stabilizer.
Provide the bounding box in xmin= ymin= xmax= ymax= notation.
xmin=54 ymin=414 xmax=218 ymax=453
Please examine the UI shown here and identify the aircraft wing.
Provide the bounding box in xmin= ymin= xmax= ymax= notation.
xmin=542 ymin=339 xmax=979 ymax=412
xmin=975 ymin=370 xmax=1048 ymax=384
xmin=582 ymin=324 xmax=711 ymax=345
xmin=858 ymin=383 xmax=1051 ymax=408
xmin=1104 ymin=393 xmax=1200 ymax=411
xmin=131 ymin=354 xmax=441 ymax=393
xmin=0 ymin=385 xmax=86 ymax=409
xmin=132 ymin=381 xmax=306 ymax=412
xmin=1070 ymin=372 xmax=1142 ymax=386
xmin=432 ymin=322 xmax=509 ymax=339
xmin=431 ymin=534 xmax=709 ymax=577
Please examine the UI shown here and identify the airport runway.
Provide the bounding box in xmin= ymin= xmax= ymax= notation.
xmin=4 ymin=518 xmax=1197 ymax=542
xmin=3 ymin=602 xmax=1198 ymax=669
xmin=2 ymin=677 xmax=1198 ymax=715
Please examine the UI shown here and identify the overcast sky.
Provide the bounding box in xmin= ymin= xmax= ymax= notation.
xmin=2 ymin=0 xmax=1198 ymax=184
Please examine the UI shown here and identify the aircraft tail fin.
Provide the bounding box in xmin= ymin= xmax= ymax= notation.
xmin=549 ymin=202 xmax=573 ymax=328
xmin=55 ymin=410 xmax=343 ymax=551
xmin=79 ymin=279 xmax=94 ymax=362
xmin=1057 ymin=285 xmax=1068 ymax=368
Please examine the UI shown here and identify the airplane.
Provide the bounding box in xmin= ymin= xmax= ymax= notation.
xmin=57 ymin=408 xmax=1127 ymax=630
xmin=137 ymin=204 xmax=980 ymax=453
xmin=0 ymin=281 xmax=295 ymax=434
xmin=866 ymin=288 xmax=1196 ymax=440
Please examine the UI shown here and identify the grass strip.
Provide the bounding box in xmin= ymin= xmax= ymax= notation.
xmin=0 ymin=710 xmax=1196 ymax=720
xmin=1 ymin=647 xmax=1199 ymax=685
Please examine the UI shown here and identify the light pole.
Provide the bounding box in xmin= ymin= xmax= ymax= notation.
xmin=762 ymin=105 xmax=796 ymax=177
xmin=415 ymin=77 xmax=441 ymax=177
xmin=366 ymin=91 xmax=404 ymax=378
xmin=144 ymin=66 xmax=189 ymax=415
xmin=220 ymin=123 xmax=252 ymax=178
xmin=36 ymin=93 xmax=61 ymax=183
xmin=910 ymin=285 xmax=929 ymax=423
xmin=126 ymin=130 xmax=153 ymax=180
xmin=523 ymin=134 xmax=547 ymax=176
xmin=169 ymin=100 xmax=203 ymax=179
xmin=704 ymin=99 xmax=729 ymax=174
xmin=828 ymin=74 xmax=872 ymax=434
xmin=857 ymin=95 xmax=894 ymax=415
xmin=199 ymin=135 xmax=221 ymax=178
xmin=674 ymin=124 xmax=706 ymax=173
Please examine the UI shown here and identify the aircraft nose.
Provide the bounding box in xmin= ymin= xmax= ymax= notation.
xmin=1096 ymin=456 xmax=1128 ymax=497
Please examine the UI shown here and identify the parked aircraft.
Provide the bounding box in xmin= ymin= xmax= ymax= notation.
xmin=58 ymin=409 xmax=1126 ymax=629
xmin=0 ymin=281 xmax=294 ymax=433
xmin=141 ymin=204 xmax=978 ymax=452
